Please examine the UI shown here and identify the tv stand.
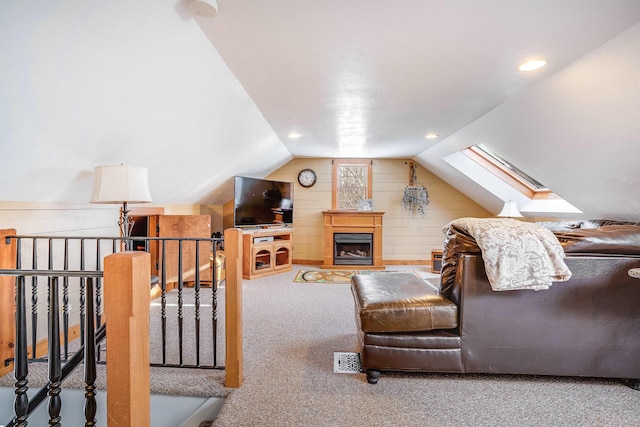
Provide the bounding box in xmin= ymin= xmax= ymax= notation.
xmin=242 ymin=228 xmax=293 ymax=280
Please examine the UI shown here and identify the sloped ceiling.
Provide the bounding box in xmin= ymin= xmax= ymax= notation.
xmin=417 ymin=21 xmax=640 ymax=219
xmin=2 ymin=1 xmax=640 ymax=220
xmin=197 ymin=0 xmax=640 ymax=160
xmin=0 ymin=0 xmax=292 ymax=206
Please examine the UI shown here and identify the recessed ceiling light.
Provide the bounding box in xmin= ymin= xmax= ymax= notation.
xmin=425 ymin=133 xmax=439 ymax=139
xmin=518 ymin=59 xmax=547 ymax=72
xmin=288 ymin=132 xmax=302 ymax=139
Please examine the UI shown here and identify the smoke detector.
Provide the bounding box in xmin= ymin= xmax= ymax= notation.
xmin=188 ymin=0 xmax=218 ymax=17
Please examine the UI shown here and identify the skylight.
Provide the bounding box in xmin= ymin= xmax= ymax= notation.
xmin=464 ymin=143 xmax=550 ymax=198
xmin=449 ymin=143 xmax=582 ymax=216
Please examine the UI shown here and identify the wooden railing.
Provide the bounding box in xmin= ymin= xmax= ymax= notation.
xmin=223 ymin=228 xmax=243 ymax=388
xmin=104 ymin=250 xmax=151 ymax=426
xmin=0 ymin=228 xmax=244 ymax=427
xmin=0 ymin=229 xmax=16 ymax=377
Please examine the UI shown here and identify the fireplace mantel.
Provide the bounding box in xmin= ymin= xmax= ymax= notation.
xmin=322 ymin=210 xmax=385 ymax=270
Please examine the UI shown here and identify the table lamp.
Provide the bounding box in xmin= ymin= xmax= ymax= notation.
xmin=497 ymin=200 xmax=523 ymax=218
xmin=90 ymin=165 xmax=152 ymax=248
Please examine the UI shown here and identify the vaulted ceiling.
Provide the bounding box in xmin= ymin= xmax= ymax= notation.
xmin=196 ymin=0 xmax=640 ymax=159
xmin=2 ymin=1 xmax=640 ymax=220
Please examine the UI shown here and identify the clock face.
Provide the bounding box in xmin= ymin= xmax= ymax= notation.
xmin=298 ymin=169 xmax=317 ymax=188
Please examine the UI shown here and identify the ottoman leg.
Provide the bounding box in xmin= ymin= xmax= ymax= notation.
xmin=366 ymin=370 xmax=380 ymax=384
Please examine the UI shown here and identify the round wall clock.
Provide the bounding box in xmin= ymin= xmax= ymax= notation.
xmin=297 ymin=168 xmax=317 ymax=188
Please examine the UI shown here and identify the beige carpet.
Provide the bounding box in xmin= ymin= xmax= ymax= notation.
xmin=211 ymin=265 xmax=640 ymax=427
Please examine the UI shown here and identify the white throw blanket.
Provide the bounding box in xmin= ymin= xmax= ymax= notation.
xmin=444 ymin=218 xmax=572 ymax=291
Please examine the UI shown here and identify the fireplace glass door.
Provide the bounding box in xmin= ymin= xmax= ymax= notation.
xmin=334 ymin=233 xmax=373 ymax=266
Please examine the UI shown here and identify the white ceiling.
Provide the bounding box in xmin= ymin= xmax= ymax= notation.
xmin=2 ymin=1 xmax=640 ymax=220
xmin=195 ymin=0 xmax=640 ymax=159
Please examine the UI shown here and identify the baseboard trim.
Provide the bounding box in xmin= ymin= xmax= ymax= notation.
xmin=293 ymin=259 xmax=430 ymax=266
xmin=383 ymin=260 xmax=430 ymax=265
xmin=293 ymin=259 xmax=322 ymax=265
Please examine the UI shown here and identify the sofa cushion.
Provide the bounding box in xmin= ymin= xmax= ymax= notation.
xmin=351 ymin=272 xmax=458 ymax=333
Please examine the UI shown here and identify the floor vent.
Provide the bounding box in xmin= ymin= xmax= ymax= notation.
xmin=333 ymin=352 xmax=363 ymax=374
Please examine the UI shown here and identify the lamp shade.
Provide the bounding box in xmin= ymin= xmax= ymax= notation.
xmin=497 ymin=200 xmax=523 ymax=218
xmin=90 ymin=165 xmax=152 ymax=204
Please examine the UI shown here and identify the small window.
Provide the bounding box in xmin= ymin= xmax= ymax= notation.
xmin=464 ymin=144 xmax=551 ymax=198
xmin=332 ymin=159 xmax=372 ymax=210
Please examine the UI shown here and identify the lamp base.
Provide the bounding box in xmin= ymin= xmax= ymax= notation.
xmin=119 ymin=202 xmax=135 ymax=250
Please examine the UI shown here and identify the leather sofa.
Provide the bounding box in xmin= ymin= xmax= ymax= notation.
xmin=351 ymin=219 xmax=640 ymax=386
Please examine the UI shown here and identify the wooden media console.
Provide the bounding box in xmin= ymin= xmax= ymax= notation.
xmin=242 ymin=228 xmax=293 ymax=279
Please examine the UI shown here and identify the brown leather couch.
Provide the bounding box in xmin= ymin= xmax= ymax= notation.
xmin=351 ymin=220 xmax=640 ymax=386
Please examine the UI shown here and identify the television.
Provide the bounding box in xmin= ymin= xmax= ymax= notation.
xmin=233 ymin=176 xmax=294 ymax=227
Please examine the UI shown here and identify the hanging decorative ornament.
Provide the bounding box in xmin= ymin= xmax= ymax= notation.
xmin=402 ymin=162 xmax=429 ymax=217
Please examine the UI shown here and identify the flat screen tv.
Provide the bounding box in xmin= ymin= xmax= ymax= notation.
xmin=233 ymin=176 xmax=294 ymax=227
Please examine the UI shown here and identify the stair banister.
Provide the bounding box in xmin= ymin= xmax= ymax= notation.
xmin=224 ymin=228 xmax=244 ymax=388
xmin=104 ymin=251 xmax=151 ymax=427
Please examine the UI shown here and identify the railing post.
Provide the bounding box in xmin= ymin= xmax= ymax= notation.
xmin=0 ymin=228 xmax=17 ymax=377
xmin=104 ymin=251 xmax=151 ymax=427
xmin=224 ymin=228 xmax=243 ymax=388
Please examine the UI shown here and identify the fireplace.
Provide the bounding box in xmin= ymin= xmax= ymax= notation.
xmin=322 ymin=210 xmax=384 ymax=270
xmin=334 ymin=233 xmax=373 ymax=266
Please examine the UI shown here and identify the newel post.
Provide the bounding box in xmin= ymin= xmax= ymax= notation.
xmin=0 ymin=229 xmax=17 ymax=377
xmin=104 ymin=251 xmax=151 ymax=427
xmin=224 ymin=228 xmax=243 ymax=388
